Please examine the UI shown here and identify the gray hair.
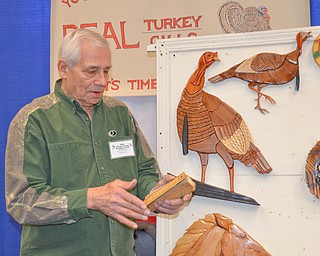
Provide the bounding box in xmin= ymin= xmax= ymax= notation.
xmin=58 ymin=29 xmax=109 ymax=68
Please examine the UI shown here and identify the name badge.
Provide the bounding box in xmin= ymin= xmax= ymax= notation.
xmin=109 ymin=139 xmax=135 ymax=159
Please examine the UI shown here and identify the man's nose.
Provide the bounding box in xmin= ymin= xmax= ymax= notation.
xmin=95 ymin=70 xmax=108 ymax=86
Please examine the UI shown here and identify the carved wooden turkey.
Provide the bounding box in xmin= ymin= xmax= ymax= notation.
xmin=305 ymin=140 xmax=320 ymax=198
xmin=208 ymin=31 xmax=312 ymax=114
xmin=177 ymin=51 xmax=272 ymax=192
xmin=170 ymin=213 xmax=271 ymax=256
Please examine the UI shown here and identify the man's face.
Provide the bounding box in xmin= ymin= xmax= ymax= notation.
xmin=60 ymin=42 xmax=111 ymax=108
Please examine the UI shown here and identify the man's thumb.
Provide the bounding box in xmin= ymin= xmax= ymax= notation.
xmin=120 ymin=179 xmax=137 ymax=190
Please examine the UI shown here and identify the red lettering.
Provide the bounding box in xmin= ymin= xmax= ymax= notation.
xmin=192 ymin=16 xmax=202 ymax=27
xmin=120 ymin=22 xmax=140 ymax=49
xmin=61 ymin=0 xmax=79 ymax=8
xmin=103 ymin=22 xmax=122 ymax=49
xmin=182 ymin=17 xmax=192 ymax=28
xmin=127 ymin=79 xmax=136 ymax=90
xmin=103 ymin=22 xmax=140 ymax=49
xmin=80 ymin=23 xmax=97 ymax=29
xmin=163 ymin=35 xmax=172 ymax=39
xmin=143 ymin=19 xmax=153 ymax=31
xmin=62 ymin=0 xmax=71 ymax=8
xmin=187 ymin=32 xmax=197 ymax=37
xmin=143 ymin=15 xmax=203 ymax=32
xmin=172 ymin=17 xmax=182 ymax=29
xmin=151 ymin=79 xmax=157 ymax=89
xmin=106 ymin=79 xmax=120 ymax=91
xmin=62 ymin=23 xmax=97 ymax=37
xmin=163 ymin=18 xmax=173 ymax=29
xmin=140 ymin=79 xmax=150 ymax=89
xmin=127 ymin=79 xmax=157 ymax=90
xmin=149 ymin=35 xmax=159 ymax=44
xmin=62 ymin=24 xmax=78 ymax=37
xmin=153 ymin=19 xmax=163 ymax=31
xmin=150 ymin=34 xmax=186 ymax=44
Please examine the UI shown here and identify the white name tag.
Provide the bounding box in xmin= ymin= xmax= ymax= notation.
xmin=109 ymin=139 xmax=135 ymax=159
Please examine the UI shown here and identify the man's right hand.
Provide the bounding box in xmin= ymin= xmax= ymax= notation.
xmin=87 ymin=179 xmax=151 ymax=229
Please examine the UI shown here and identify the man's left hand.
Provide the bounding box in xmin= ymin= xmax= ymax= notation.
xmin=152 ymin=174 xmax=192 ymax=215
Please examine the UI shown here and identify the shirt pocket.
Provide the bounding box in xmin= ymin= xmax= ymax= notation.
xmin=48 ymin=141 xmax=86 ymax=189
xmin=104 ymin=136 xmax=138 ymax=181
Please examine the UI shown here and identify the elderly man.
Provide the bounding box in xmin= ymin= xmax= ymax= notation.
xmin=5 ymin=28 xmax=191 ymax=256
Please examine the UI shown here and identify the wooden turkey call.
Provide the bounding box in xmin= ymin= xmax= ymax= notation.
xmin=144 ymin=172 xmax=196 ymax=212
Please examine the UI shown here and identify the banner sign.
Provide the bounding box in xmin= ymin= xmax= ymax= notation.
xmin=51 ymin=0 xmax=310 ymax=96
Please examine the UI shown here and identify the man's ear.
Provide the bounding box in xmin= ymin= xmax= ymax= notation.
xmin=57 ymin=59 xmax=68 ymax=79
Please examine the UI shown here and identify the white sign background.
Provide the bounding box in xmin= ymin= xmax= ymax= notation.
xmin=156 ymin=26 xmax=320 ymax=255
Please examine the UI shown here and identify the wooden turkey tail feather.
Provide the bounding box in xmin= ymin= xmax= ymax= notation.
xmin=239 ymin=143 xmax=272 ymax=174
xmin=208 ymin=65 xmax=237 ymax=83
xmin=170 ymin=213 xmax=271 ymax=256
xmin=207 ymin=74 xmax=224 ymax=83
xmin=217 ymin=114 xmax=272 ymax=175
xmin=295 ymin=68 xmax=300 ymax=91
xmin=208 ymin=72 xmax=228 ymax=83
xmin=182 ymin=114 xmax=189 ymax=155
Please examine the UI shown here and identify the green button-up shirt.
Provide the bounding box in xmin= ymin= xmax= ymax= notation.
xmin=5 ymin=80 xmax=160 ymax=256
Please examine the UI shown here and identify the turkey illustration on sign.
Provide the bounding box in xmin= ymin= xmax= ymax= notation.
xmin=218 ymin=1 xmax=271 ymax=33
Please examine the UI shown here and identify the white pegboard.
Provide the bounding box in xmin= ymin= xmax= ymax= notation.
xmin=156 ymin=26 xmax=320 ymax=256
